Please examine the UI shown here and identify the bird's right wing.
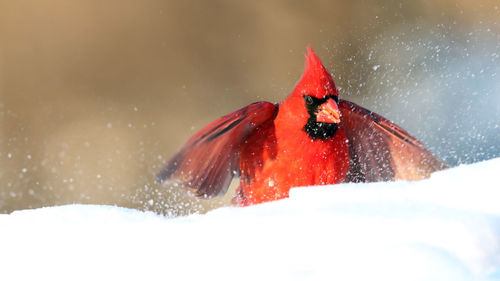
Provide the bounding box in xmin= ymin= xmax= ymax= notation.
xmin=157 ymin=102 xmax=278 ymax=198
xmin=339 ymin=99 xmax=448 ymax=182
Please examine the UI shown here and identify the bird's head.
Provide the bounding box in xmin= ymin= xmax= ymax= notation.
xmin=281 ymin=47 xmax=341 ymax=140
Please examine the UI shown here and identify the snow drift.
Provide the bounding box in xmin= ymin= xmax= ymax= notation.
xmin=1 ymin=158 xmax=500 ymax=281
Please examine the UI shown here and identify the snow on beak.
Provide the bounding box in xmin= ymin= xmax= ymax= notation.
xmin=316 ymin=98 xmax=341 ymax=124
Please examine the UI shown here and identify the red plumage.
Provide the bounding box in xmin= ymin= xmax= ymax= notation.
xmin=158 ymin=47 xmax=447 ymax=206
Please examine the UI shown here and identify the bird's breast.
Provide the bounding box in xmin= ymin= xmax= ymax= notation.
xmin=236 ymin=121 xmax=349 ymax=206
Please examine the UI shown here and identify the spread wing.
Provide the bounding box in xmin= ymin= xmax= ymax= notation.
xmin=339 ymin=100 xmax=447 ymax=183
xmin=157 ymin=102 xmax=278 ymax=198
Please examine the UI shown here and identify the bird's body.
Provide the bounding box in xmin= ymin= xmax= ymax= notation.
xmin=158 ymin=47 xmax=447 ymax=206
xmin=236 ymin=94 xmax=350 ymax=205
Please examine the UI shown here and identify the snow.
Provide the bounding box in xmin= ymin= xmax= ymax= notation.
xmin=1 ymin=159 xmax=500 ymax=281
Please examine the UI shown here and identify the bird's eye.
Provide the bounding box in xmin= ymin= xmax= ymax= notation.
xmin=304 ymin=95 xmax=314 ymax=106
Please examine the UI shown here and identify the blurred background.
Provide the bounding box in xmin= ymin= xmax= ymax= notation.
xmin=0 ymin=0 xmax=499 ymax=215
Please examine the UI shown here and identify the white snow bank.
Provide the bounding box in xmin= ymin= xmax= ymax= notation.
xmin=1 ymin=158 xmax=500 ymax=281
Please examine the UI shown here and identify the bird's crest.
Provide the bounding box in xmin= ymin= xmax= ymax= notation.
xmin=294 ymin=47 xmax=339 ymax=99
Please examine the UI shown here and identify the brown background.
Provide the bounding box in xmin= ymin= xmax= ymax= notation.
xmin=1 ymin=0 xmax=499 ymax=215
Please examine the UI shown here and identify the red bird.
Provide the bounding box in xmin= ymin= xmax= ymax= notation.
xmin=158 ymin=47 xmax=447 ymax=206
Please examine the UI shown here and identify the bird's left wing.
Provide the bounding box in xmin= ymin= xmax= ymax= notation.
xmin=157 ymin=102 xmax=278 ymax=198
xmin=339 ymin=99 xmax=448 ymax=183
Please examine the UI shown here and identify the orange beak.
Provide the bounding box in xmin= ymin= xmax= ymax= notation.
xmin=316 ymin=98 xmax=341 ymax=123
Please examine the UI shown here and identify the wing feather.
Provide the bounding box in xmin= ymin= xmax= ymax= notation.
xmin=157 ymin=102 xmax=278 ymax=198
xmin=339 ymin=100 xmax=447 ymax=182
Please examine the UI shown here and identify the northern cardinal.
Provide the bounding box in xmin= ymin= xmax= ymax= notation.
xmin=158 ymin=47 xmax=447 ymax=206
